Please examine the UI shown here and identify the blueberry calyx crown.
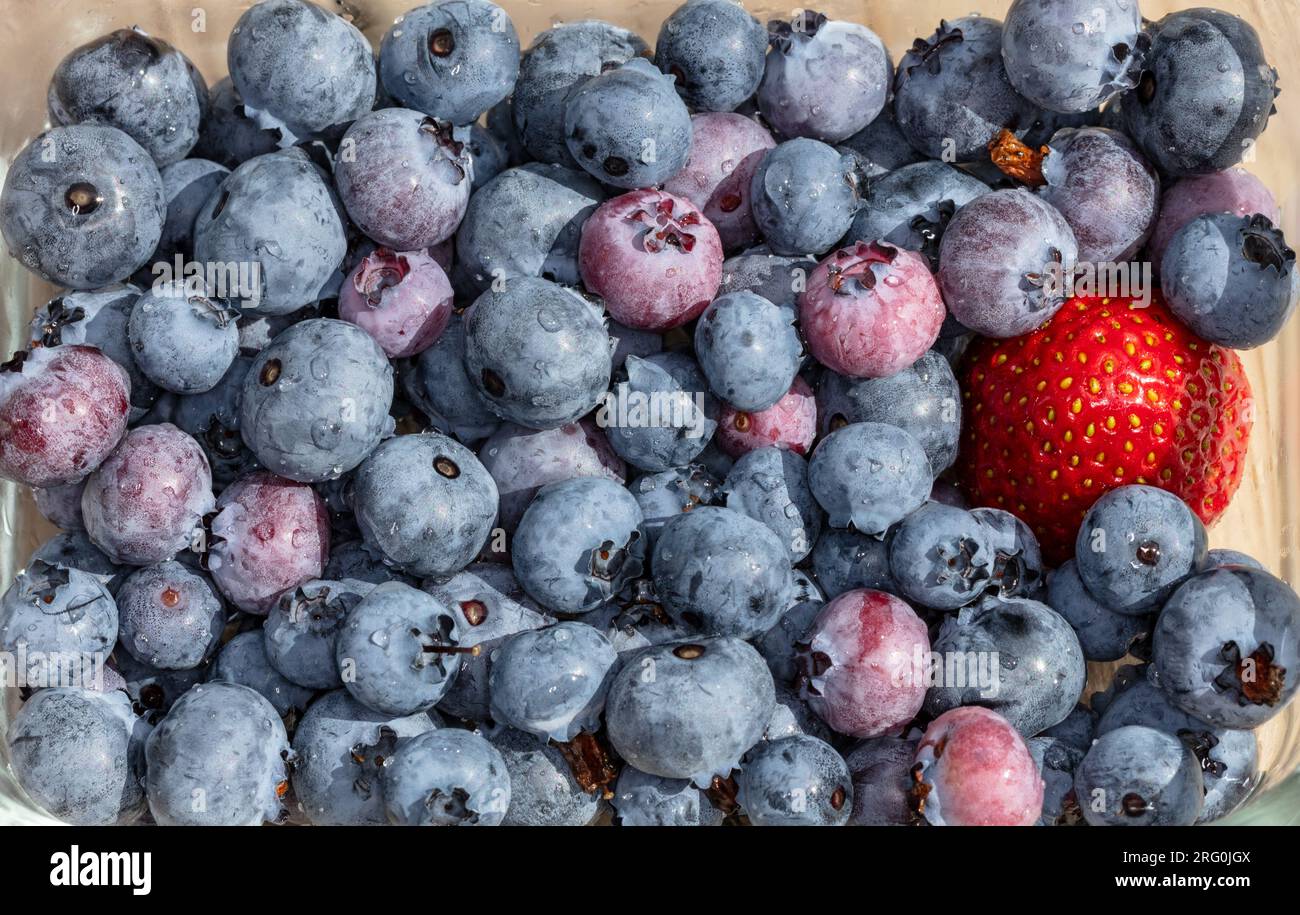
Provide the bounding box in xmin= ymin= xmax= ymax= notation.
xmin=64 ymin=182 xmax=103 ymax=216
xmin=418 ymin=117 xmax=468 ymax=183
xmin=909 ymin=200 xmax=957 ymax=272
xmin=1214 ymin=640 xmax=1286 ymax=706
xmin=902 ymin=20 xmax=964 ymax=81
xmin=428 ymin=26 xmax=455 ymax=58
xmin=767 ymin=10 xmax=828 ymax=52
xmin=0 ymin=350 xmax=29 ymax=373
xmin=348 ymin=724 xmax=399 ymax=801
xmin=32 ymin=298 xmax=87 ymax=348
xmin=190 ymin=294 xmax=241 ymax=329
xmin=826 ymin=240 xmax=899 ymax=295
xmin=626 ymin=196 xmax=702 ymax=253
xmin=1240 ymin=214 xmax=1295 ymax=273
xmin=1176 ymin=727 xmax=1228 ymax=778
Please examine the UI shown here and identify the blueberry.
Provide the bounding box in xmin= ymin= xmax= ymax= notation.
xmin=893 ymin=17 xmax=1036 ymax=164
xmin=1118 ymin=9 xmax=1278 ymax=177
xmin=758 ymin=12 xmax=891 ymax=143
xmin=750 ymin=138 xmax=861 ymax=256
xmin=210 ymin=630 xmax=316 ymax=719
xmin=737 ymin=734 xmax=852 ymax=826
xmin=1096 ymin=673 xmax=1258 ymax=823
xmin=264 ymin=578 xmax=374 ymax=690
xmin=652 ymin=506 xmax=794 ymax=639
xmin=807 ymin=421 xmax=931 ymax=534
xmin=422 ymin=563 xmax=552 ymax=722
xmin=695 ymin=291 xmax=803 ymax=412
xmin=334 ymin=109 xmax=473 ymax=251
xmin=1046 ymin=559 xmax=1151 ymax=662
xmin=193 ymin=77 xmax=284 ymax=169
xmin=227 ymin=0 xmax=376 ymax=138
xmin=810 ymin=528 xmax=897 ymax=599
xmin=290 ymin=689 xmax=438 ymax=826
xmin=816 ymin=351 xmax=962 ymax=473
xmin=512 ymin=21 xmax=649 ymax=167
xmin=0 ymin=561 xmax=117 ymax=689
xmin=564 ymin=58 xmax=692 ymax=188
xmin=1075 ymin=484 xmax=1208 ymax=615
xmin=490 ymin=726 xmax=603 ymax=826
xmin=609 ymin=321 xmax=665 ymax=369
xmin=153 ymin=159 xmax=231 ymax=267
xmin=193 ymin=148 xmax=347 ymax=315
xmin=336 ymin=581 xmax=465 ymax=716
xmin=485 ymin=96 xmax=529 ymax=166
xmin=888 ymin=502 xmax=994 ymax=610
xmin=926 ymin=593 xmax=1086 ymax=736
xmin=652 ymin=0 xmax=766 ymax=112
xmin=602 ymin=353 xmax=719 ymax=472
xmin=49 ymin=27 xmax=207 ymax=166
xmin=381 ymin=728 xmax=511 ymax=825
xmin=1203 ymin=548 xmax=1265 ymax=572
xmin=838 ymin=103 xmax=925 ymax=178
xmin=629 ymin=465 xmax=720 ymax=549
xmin=324 ymin=540 xmax=417 ymax=587
xmin=7 ymin=688 xmax=148 ymax=825
xmin=845 ymin=162 xmax=989 ymax=271
xmin=723 ymin=447 xmax=822 ymax=563
xmin=401 ymin=311 xmax=501 ymax=444
xmin=970 ymin=507 xmax=1045 ymax=598
xmin=1162 ymin=213 xmax=1298 ymax=349
xmin=241 ymin=318 xmax=394 ymax=482
xmin=145 ymin=681 xmax=292 ymax=825
xmin=1001 ymin=0 xmax=1145 ymax=113
xmin=32 ymin=478 xmax=88 ymax=531
xmin=169 ymin=355 xmax=255 ymax=487
xmin=464 ymin=277 xmax=612 ymax=430
xmin=1073 ymin=724 xmax=1203 ymax=826
xmin=464 ymin=124 xmax=510 ymax=191
xmin=379 ymin=0 xmax=519 ymax=125
xmin=352 ymin=432 xmax=498 ymax=579
xmin=455 ymin=163 xmax=603 ymax=296
xmin=1151 ymin=565 xmax=1300 ymax=729
xmin=1027 ymin=735 xmax=1085 ymax=826
xmin=128 ymin=284 xmax=240 ymax=395
xmin=611 ymin=766 xmax=723 ymax=826
xmin=717 ymin=253 xmax=817 ymax=314
xmin=29 ymin=532 xmax=127 ymax=594
xmin=113 ymin=653 xmax=208 ymax=717
xmin=1041 ymin=702 xmax=1098 ymax=754
xmin=488 ymin=621 xmax=618 ymax=741
xmin=0 ymin=125 xmax=165 ymax=289
xmin=512 ymin=477 xmax=645 ymax=616
xmin=117 ymin=561 xmax=224 ymax=671
xmin=843 ymin=737 xmax=917 ymax=825
xmin=605 ymin=636 xmax=776 ymax=786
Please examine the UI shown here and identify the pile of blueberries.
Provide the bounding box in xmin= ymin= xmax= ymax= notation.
xmin=0 ymin=0 xmax=1297 ymax=827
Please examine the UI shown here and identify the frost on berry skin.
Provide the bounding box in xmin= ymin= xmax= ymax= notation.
xmin=210 ymin=630 xmax=316 ymax=719
xmin=1001 ymin=0 xmax=1145 ymax=114
xmin=264 ymin=578 xmax=374 ymax=690
xmin=227 ymin=0 xmax=375 ymax=138
xmin=290 ymin=689 xmax=437 ymax=826
xmin=811 ymin=527 xmax=896 ymax=600
xmin=724 ymin=447 xmax=822 ymax=564
xmin=512 ymin=20 xmax=649 ymax=168
xmin=653 ymin=506 xmax=793 ymax=639
xmin=33 ymin=478 xmax=87 ymax=530
xmin=663 ymin=114 xmax=775 ymax=253
xmin=28 ymin=285 xmax=159 ymax=421
xmin=240 ymin=318 xmax=395 ymax=483
xmin=455 ymin=163 xmax=603 ymax=297
xmin=0 ymin=345 xmax=130 ymax=489
xmin=738 ymin=734 xmax=852 ymax=827
xmin=334 ymin=109 xmax=472 ymax=251
xmin=477 ymin=418 xmax=626 ymax=532
xmin=153 ymin=158 xmax=230 ymax=266
xmin=601 ymin=352 xmax=718 ymax=473
xmin=0 ymin=560 xmax=117 ymax=689
xmin=1204 ymin=548 xmax=1266 ymax=572
xmin=324 ymin=540 xmax=417 ymax=587
xmin=127 ymin=284 xmax=240 ymax=395
xmin=423 ymin=563 xmax=552 ymax=722
xmin=402 ymin=312 xmax=500 ymax=444
xmin=464 ymin=277 xmax=613 ymax=430
xmin=352 ymin=432 xmax=498 ymax=580
xmin=146 ymin=681 xmax=292 ymax=826
xmin=1147 ymin=168 xmax=1279 ymax=273
xmin=808 ymin=421 xmax=931 ymax=535
xmin=717 ymin=375 xmax=817 ymax=459
xmin=490 ymin=726 xmax=603 ymax=826
xmin=381 ymin=728 xmax=511 ymax=826
xmin=844 ymin=162 xmax=989 ymax=271
xmin=844 ymin=737 xmax=917 ymax=825
xmin=938 ymin=188 xmax=1078 ymax=339
xmin=1035 ymin=127 xmax=1160 ymax=264
xmin=757 ymin=13 xmax=891 ymax=144
xmin=717 ymin=253 xmax=817 ymax=314
xmin=695 ymin=292 xmax=802 ymax=413
xmin=117 ymin=561 xmax=224 ymax=670
xmin=654 ymin=0 xmax=767 ymax=113
xmin=579 ymin=190 xmax=723 ymax=332
xmin=81 ymin=424 xmax=214 ymax=566
xmin=378 ymin=0 xmax=520 ymax=126
xmin=801 ymin=242 xmax=945 ymax=380
xmin=912 ymin=706 xmax=1043 ymax=827
xmin=512 ymin=478 xmax=646 ymax=616
xmin=207 ymin=471 xmax=330 ymax=615
xmin=338 ymin=248 xmax=453 ymax=358
xmin=629 ymin=464 xmax=721 ymax=548
xmin=193 ymin=78 xmax=283 ymax=170
xmin=795 ymin=589 xmax=928 ymax=740
xmin=336 ymin=581 xmax=464 ymax=717
xmin=611 ymin=765 xmax=722 ymax=827
xmin=0 ymin=124 xmax=165 ymax=290
xmin=1073 ymin=724 xmax=1203 ymax=826
xmin=7 ymin=688 xmax=148 ymax=825
xmin=489 ymin=621 xmax=618 ymax=742
xmin=1118 ymin=9 xmax=1278 ymax=178
xmin=893 ymin=16 xmax=1036 ymax=165
xmin=1152 ymin=566 xmax=1300 ymax=730
xmin=889 ymin=502 xmax=994 ymax=610
xmin=927 ymin=594 xmax=1086 ymax=736
xmin=750 ymin=138 xmax=862 ymax=257
xmin=193 ymin=148 xmax=347 ymax=315
xmin=606 ymin=636 xmax=776 ymax=787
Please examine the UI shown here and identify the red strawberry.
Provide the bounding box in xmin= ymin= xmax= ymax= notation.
xmin=958 ymin=293 xmax=1253 ymax=563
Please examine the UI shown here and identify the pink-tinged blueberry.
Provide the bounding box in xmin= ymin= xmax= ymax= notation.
xmin=338 ymin=248 xmax=453 ymax=358
xmin=1148 ymin=167 xmax=1279 ymax=272
xmin=716 ymin=375 xmax=817 ymax=458
xmin=663 ymin=113 xmax=774 ymax=252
